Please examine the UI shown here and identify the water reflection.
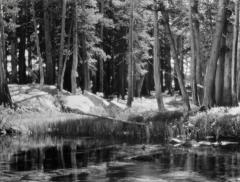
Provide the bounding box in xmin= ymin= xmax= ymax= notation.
xmin=1 ymin=136 xmax=240 ymax=181
xmin=10 ymin=142 xmax=115 ymax=172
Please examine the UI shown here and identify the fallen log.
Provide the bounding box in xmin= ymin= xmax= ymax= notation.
xmin=64 ymin=108 xmax=151 ymax=140
xmin=66 ymin=108 xmax=148 ymax=127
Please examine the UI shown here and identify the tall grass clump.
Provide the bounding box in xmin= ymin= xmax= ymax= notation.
xmin=188 ymin=107 xmax=240 ymax=140
xmin=33 ymin=117 xmax=147 ymax=139
xmin=144 ymin=110 xmax=185 ymax=139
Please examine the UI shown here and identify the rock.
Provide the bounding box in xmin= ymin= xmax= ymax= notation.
xmin=169 ymin=138 xmax=184 ymax=145
xmin=171 ymin=139 xmax=200 ymax=148
xmin=220 ymin=141 xmax=238 ymax=146
xmin=198 ymin=141 xmax=212 ymax=146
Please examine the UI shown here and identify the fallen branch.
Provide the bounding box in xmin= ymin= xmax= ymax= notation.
xmin=66 ymin=108 xmax=148 ymax=127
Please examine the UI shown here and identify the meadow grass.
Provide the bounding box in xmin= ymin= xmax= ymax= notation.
xmin=0 ymin=107 xmax=187 ymax=140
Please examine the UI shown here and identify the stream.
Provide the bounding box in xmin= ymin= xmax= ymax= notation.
xmin=1 ymin=135 xmax=240 ymax=182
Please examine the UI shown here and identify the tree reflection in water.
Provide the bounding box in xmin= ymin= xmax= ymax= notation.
xmin=1 ymin=136 xmax=240 ymax=181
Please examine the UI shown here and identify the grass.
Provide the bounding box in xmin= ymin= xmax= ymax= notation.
xmin=5 ymin=84 xmax=240 ymax=141
xmin=188 ymin=107 xmax=240 ymax=140
xmin=1 ymin=84 xmax=188 ymax=139
xmin=3 ymin=97 xmax=240 ymax=142
xmin=0 ymin=106 xmax=188 ymax=140
xmin=0 ymin=110 xmax=148 ymax=139
xmin=145 ymin=111 xmax=186 ymax=139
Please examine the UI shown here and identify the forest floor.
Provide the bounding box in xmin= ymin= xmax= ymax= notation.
xmin=1 ymin=84 xmax=240 ymax=142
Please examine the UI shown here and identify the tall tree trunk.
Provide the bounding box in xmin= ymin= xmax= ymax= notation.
xmin=161 ymin=9 xmax=190 ymax=111
xmin=165 ymin=43 xmax=172 ymax=95
xmin=99 ymin=0 xmax=104 ymax=93
xmin=238 ymin=44 xmax=240 ymax=100
xmin=223 ymin=20 xmax=233 ymax=106
xmin=120 ymin=58 xmax=126 ymax=99
xmin=0 ymin=0 xmax=12 ymax=106
xmin=57 ymin=0 xmax=67 ymax=90
xmin=192 ymin=0 xmax=203 ymax=104
xmin=10 ymin=13 xmax=17 ymax=83
xmin=173 ymin=36 xmax=180 ymax=93
xmin=231 ymin=0 xmax=239 ymax=106
xmin=238 ymin=49 xmax=240 ymax=100
xmin=189 ymin=0 xmax=199 ymax=106
xmin=32 ymin=1 xmax=44 ymax=87
xmin=81 ymin=1 xmax=90 ymax=92
xmin=127 ymin=0 xmax=134 ymax=107
xmin=43 ymin=0 xmax=54 ymax=85
xmin=173 ymin=64 xmax=180 ymax=91
xmin=61 ymin=20 xmax=72 ymax=93
xmin=71 ymin=0 xmax=78 ymax=94
xmin=215 ymin=35 xmax=226 ymax=106
xmin=18 ymin=2 xmax=27 ymax=84
xmin=202 ymin=0 xmax=228 ymax=107
xmin=82 ymin=33 xmax=89 ymax=92
xmin=136 ymin=76 xmax=145 ymax=97
xmin=179 ymin=36 xmax=184 ymax=76
xmin=153 ymin=5 xmax=164 ymax=111
xmin=27 ymin=38 xmax=32 ymax=69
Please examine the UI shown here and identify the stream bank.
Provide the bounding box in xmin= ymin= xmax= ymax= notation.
xmin=1 ymin=84 xmax=240 ymax=142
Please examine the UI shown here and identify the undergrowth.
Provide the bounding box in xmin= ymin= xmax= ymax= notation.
xmin=189 ymin=109 xmax=240 ymax=140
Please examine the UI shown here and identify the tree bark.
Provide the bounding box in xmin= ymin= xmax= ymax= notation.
xmin=127 ymin=0 xmax=134 ymax=107
xmin=82 ymin=35 xmax=90 ymax=92
xmin=32 ymin=1 xmax=44 ymax=87
xmin=161 ymin=8 xmax=190 ymax=111
xmin=18 ymin=1 xmax=27 ymax=84
xmin=81 ymin=2 xmax=90 ymax=92
xmin=43 ymin=0 xmax=54 ymax=85
xmin=189 ymin=0 xmax=199 ymax=106
xmin=10 ymin=13 xmax=17 ymax=83
xmin=57 ymin=0 xmax=67 ymax=90
xmin=120 ymin=58 xmax=126 ymax=99
xmin=136 ymin=76 xmax=144 ymax=98
xmin=192 ymin=0 xmax=202 ymax=104
xmin=223 ymin=20 xmax=233 ymax=106
xmin=61 ymin=21 xmax=72 ymax=93
xmin=215 ymin=36 xmax=226 ymax=106
xmin=231 ymin=0 xmax=239 ymax=106
xmin=71 ymin=0 xmax=78 ymax=94
xmin=202 ymin=0 xmax=228 ymax=107
xmin=165 ymin=42 xmax=172 ymax=94
xmin=99 ymin=0 xmax=104 ymax=93
xmin=153 ymin=4 xmax=165 ymax=111
xmin=0 ymin=0 xmax=12 ymax=106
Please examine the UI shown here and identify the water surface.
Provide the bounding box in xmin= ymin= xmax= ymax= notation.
xmin=1 ymin=136 xmax=240 ymax=182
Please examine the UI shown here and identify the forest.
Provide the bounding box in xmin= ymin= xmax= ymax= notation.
xmin=0 ymin=0 xmax=239 ymax=127
xmin=2 ymin=0 xmax=240 ymax=181
xmin=0 ymin=0 xmax=239 ymax=112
